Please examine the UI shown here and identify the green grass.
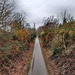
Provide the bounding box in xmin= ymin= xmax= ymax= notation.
xmin=26 ymin=58 xmax=32 ymax=75
xmin=26 ymin=43 xmax=35 ymax=75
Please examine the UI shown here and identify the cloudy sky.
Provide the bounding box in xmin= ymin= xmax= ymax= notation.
xmin=15 ymin=0 xmax=75 ymax=28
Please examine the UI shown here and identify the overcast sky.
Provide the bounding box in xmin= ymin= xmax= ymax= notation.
xmin=15 ymin=0 xmax=75 ymax=28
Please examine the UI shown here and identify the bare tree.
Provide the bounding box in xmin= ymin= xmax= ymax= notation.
xmin=67 ymin=13 xmax=74 ymax=22
xmin=43 ymin=15 xmax=59 ymax=28
xmin=25 ymin=23 xmax=30 ymax=29
xmin=60 ymin=10 xmax=74 ymax=24
xmin=0 ymin=0 xmax=14 ymax=29
xmin=11 ymin=11 xmax=26 ymax=33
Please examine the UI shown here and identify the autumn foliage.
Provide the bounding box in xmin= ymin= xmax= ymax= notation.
xmin=39 ymin=21 xmax=75 ymax=55
xmin=0 ymin=27 xmax=36 ymax=66
xmin=18 ymin=29 xmax=27 ymax=42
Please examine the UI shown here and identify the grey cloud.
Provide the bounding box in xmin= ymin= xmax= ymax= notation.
xmin=15 ymin=0 xmax=75 ymax=28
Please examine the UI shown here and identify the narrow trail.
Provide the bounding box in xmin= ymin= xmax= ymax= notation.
xmin=29 ymin=37 xmax=48 ymax=75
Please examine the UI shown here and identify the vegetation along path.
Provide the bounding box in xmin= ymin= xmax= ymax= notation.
xmin=29 ymin=37 xmax=48 ymax=75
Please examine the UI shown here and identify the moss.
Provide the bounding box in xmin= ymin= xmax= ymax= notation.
xmin=26 ymin=59 xmax=32 ymax=75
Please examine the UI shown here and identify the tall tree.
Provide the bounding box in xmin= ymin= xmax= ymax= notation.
xmin=60 ymin=10 xmax=74 ymax=24
xmin=0 ymin=0 xmax=14 ymax=30
xmin=11 ymin=11 xmax=26 ymax=34
xmin=43 ymin=15 xmax=59 ymax=28
xmin=26 ymin=23 xmax=30 ymax=29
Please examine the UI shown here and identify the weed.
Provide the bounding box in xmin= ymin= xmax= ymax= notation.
xmin=40 ymin=41 xmax=43 ymax=44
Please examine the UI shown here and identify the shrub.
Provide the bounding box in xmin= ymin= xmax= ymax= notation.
xmin=51 ymin=46 xmax=58 ymax=55
xmin=39 ymin=21 xmax=75 ymax=56
xmin=12 ymin=35 xmax=18 ymax=40
xmin=40 ymin=31 xmax=45 ymax=38
xmin=18 ymin=29 xmax=28 ymax=42
xmin=19 ymin=43 xmax=26 ymax=52
xmin=31 ymin=32 xmax=36 ymax=41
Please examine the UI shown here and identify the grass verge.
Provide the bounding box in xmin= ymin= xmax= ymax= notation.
xmin=26 ymin=41 xmax=35 ymax=75
xmin=26 ymin=58 xmax=32 ymax=75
